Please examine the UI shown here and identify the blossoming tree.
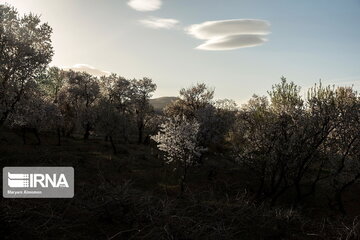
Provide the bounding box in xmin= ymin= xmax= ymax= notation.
xmin=151 ymin=116 xmax=203 ymax=193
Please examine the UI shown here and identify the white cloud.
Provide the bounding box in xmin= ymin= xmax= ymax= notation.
xmin=127 ymin=0 xmax=162 ymax=12
xmin=197 ymin=35 xmax=267 ymax=51
xmin=140 ymin=17 xmax=179 ymax=29
xmin=62 ymin=64 xmax=110 ymax=77
xmin=187 ymin=19 xmax=271 ymax=51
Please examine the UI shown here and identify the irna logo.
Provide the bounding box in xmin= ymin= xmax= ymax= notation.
xmin=3 ymin=167 xmax=74 ymax=198
xmin=8 ymin=172 xmax=69 ymax=188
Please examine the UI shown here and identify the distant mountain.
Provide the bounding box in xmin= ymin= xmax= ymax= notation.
xmin=150 ymin=97 xmax=178 ymax=112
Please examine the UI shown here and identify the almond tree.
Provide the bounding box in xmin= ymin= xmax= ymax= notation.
xmin=233 ymin=79 xmax=329 ymax=204
xmin=165 ymin=84 xmax=234 ymax=149
xmin=164 ymin=83 xmax=214 ymax=118
xmin=96 ymin=99 xmax=123 ymax=153
xmin=233 ymin=79 xmax=360 ymax=210
xmin=8 ymin=83 xmax=61 ymax=145
xmin=195 ymin=100 xmax=237 ymax=148
xmin=58 ymin=71 xmax=100 ymax=140
xmin=151 ymin=116 xmax=203 ymax=193
xmin=100 ymin=74 xmax=133 ymax=142
xmin=324 ymin=87 xmax=360 ymax=214
xmin=38 ymin=66 xmax=66 ymax=103
xmin=0 ymin=4 xmax=53 ymax=127
xmin=36 ymin=66 xmax=67 ymax=144
xmin=131 ymin=78 xmax=156 ymax=144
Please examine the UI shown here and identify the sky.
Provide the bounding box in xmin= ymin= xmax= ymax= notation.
xmin=2 ymin=0 xmax=360 ymax=102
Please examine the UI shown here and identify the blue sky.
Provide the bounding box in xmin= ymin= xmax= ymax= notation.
xmin=2 ymin=0 xmax=360 ymax=102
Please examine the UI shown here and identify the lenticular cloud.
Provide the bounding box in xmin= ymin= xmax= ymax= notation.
xmin=197 ymin=34 xmax=268 ymax=51
xmin=187 ymin=19 xmax=271 ymax=51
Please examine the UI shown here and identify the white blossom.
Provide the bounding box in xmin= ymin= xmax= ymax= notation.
xmin=151 ymin=115 xmax=203 ymax=165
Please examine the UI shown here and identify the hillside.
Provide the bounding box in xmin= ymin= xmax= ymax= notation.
xmin=2 ymin=130 xmax=357 ymax=239
xmin=150 ymin=96 xmax=178 ymax=112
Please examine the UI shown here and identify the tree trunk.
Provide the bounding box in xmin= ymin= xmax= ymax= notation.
xmin=335 ymin=173 xmax=360 ymax=215
xmin=84 ymin=131 xmax=90 ymax=140
xmin=270 ymin=185 xmax=289 ymax=206
xmin=109 ymin=136 xmax=117 ymax=154
xmin=180 ymin=159 xmax=188 ymax=194
xmin=0 ymin=110 xmax=10 ymax=128
xmin=335 ymin=191 xmax=346 ymax=215
xmin=256 ymin=175 xmax=265 ymax=199
xmin=33 ymin=128 xmax=41 ymax=145
xmin=57 ymin=127 xmax=61 ymax=146
xmin=22 ymin=128 xmax=26 ymax=145
xmin=294 ymin=181 xmax=302 ymax=205
xmin=0 ymin=116 xmax=6 ymax=128
xmin=138 ymin=123 xmax=144 ymax=144
xmin=84 ymin=123 xmax=90 ymax=140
